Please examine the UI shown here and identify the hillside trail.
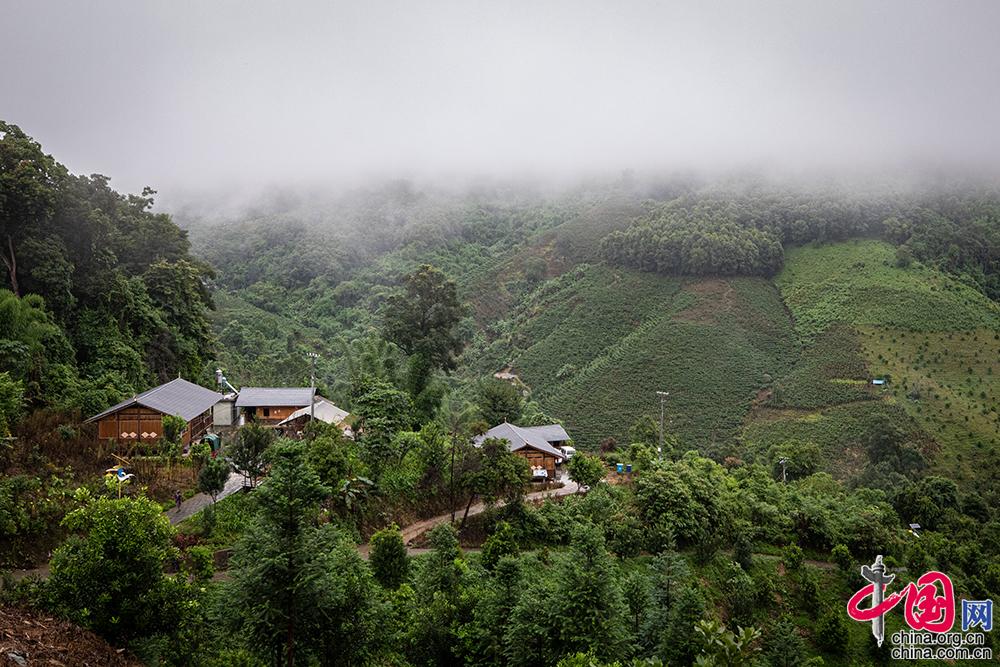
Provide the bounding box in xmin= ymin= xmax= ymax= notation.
xmin=9 ymin=477 xmax=581 ymax=580
xmin=166 ymin=473 xmax=248 ymax=524
xmin=358 ymin=477 xmax=581 ymax=557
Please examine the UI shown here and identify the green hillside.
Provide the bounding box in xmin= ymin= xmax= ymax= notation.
xmin=189 ymin=186 xmax=1000 ymax=490
xmin=475 ymin=266 xmax=798 ymax=451
xmin=743 ymin=240 xmax=1000 ymax=490
xmin=776 ymin=239 xmax=1000 ymax=338
xmin=468 ymin=238 xmax=1000 ymax=490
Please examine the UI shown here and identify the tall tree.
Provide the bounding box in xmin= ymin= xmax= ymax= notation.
xmin=460 ymin=437 xmax=530 ymax=525
xmin=475 ymin=377 xmax=524 ymax=425
xmin=383 ymin=264 xmax=466 ymax=419
xmin=198 ymin=457 xmax=231 ymax=504
xmin=0 ymin=122 xmax=64 ymax=296
xmin=383 ymin=264 xmax=466 ymax=371
xmin=368 ymin=523 xmax=409 ymax=590
xmin=229 ymin=422 xmax=276 ymax=489
xmin=0 ymin=289 xmax=79 ymax=408
xmin=553 ymin=524 xmax=628 ymax=661
xmin=224 ymin=440 xmax=330 ymax=666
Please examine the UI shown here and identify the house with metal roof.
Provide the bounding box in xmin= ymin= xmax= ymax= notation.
xmin=276 ymin=396 xmax=353 ymax=438
xmin=473 ymin=421 xmax=570 ymax=478
xmin=235 ymin=387 xmax=316 ymax=425
xmin=86 ymin=378 xmax=222 ymax=445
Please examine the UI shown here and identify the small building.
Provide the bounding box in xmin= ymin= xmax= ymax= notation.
xmin=277 ymin=396 xmax=353 ymax=438
xmin=213 ymin=391 xmax=238 ymax=429
xmin=86 ymin=378 xmax=222 ymax=445
xmin=235 ymin=387 xmax=316 ymax=425
xmin=473 ymin=422 xmax=569 ymax=478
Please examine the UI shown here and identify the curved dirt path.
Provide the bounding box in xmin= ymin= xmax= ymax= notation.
xmin=10 ymin=479 xmax=581 ymax=579
xmin=403 ymin=479 xmax=580 ymax=544
xmin=359 ymin=479 xmax=582 ymax=557
xmin=166 ymin=474 xmax=247 ymax=525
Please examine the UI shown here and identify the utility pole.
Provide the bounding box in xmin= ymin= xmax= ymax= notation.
xmin=656 ymin=391 xmax=669 ymax=460
xmin=450 ymin=435 xmax=457 ymax=523
xmin=307 ymin=352 xmax=319 ymax=422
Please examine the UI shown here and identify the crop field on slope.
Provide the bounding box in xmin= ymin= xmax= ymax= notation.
xmin=770 ymin=324 xmax=875 ymax=410
xmin=762 ymin=239 xmax=1000 ymax=489
xmin=499 ymin=265 xmax=684 ymax=394
xmin=861 ymin=327 xmax=1000 ymax=486
xmin=741 ymin=401 xmax=924 ymax=482
xmin=776 ymin=239 xmax=1000 ymax=339
xmin=525 ymin=274 xmax=797 ymax=451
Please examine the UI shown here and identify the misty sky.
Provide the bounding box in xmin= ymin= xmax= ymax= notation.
xmin=2 ymin=1 xmax=1000 ymax=196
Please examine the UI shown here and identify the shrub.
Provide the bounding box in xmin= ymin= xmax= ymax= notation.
xmin=783 ymin=544 xmax=804 ymax=571
xmin=47 ymin=495 xmax=186 ymax=642
xmin=369 ymin=523 xmax=409 ymax=589
xmin=481 ymin=520 xmax=520 ymax=570
xmin=567 ymin=453 xmax=605 ymax=491
xmin=184 ymin=545 xmax=215 ymax=583
xmin=815 ymin=606 xmax=850 ymax=655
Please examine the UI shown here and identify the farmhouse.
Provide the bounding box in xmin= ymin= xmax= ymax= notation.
xmin=86 ymin=378 xmax=222 ymax=445
xmin=235 ymin=387 xmax=316 ymax=425
xmin=473 ymin=421 xmax=570 ymax=478
xmin=277 ymin=396 xmax=353 ymax=438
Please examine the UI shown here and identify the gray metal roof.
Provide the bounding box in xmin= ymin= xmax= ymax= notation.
xmin=520 ymin=423 xmax=570 ymax=443
xmin=86 ymin=378 xmax=223 ymax=423
xmin=473 ymin=422 xmax=566 ymax=460
xmin=277 ymin=397 xmax=349 ymax=426
xmin=235 ymin=387 xmax=316 ymax=408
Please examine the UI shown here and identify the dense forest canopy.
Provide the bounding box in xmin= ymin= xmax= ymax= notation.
xmin=0 ymin=122 xmax=215 ymax=418
xmin=602 ymin=187 xmax=1000 ymax=289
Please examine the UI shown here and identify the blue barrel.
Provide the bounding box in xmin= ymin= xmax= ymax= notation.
xmin=626 ymin=464 xmax=633 ymax=473
xmin=616 ymin=463 xmax=624 ymax=473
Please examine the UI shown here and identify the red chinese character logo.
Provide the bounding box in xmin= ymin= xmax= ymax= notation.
xmin=904 ymin=571 xmax=954 ymax=632
xmin=847 ymin=559 xmax=955 ymax=639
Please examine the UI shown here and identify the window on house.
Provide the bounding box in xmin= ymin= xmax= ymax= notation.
xmin=263 ymin=408 xmax=270 ymax=418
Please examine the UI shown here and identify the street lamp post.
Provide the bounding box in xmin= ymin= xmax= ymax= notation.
xmin=656 ymin=391 xmax=669 ymax=460
xmin=307 ymin=352 xmax=320 ymax=422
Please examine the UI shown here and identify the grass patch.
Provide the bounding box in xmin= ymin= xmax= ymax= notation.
xmin=175 ymin=490 xmax=258 ymax=550
xmin=776 ymin=239 xmax=1000 ymax=339
xmin=530 ymin=274 xmax=797 ymax=452
xmin=770 ymin=324 xmax=874 ymax=409
xmin=861 ymin=326 xmax=1000 ymax=486
xmin=742 ymin=401 xmax=921 ymax=482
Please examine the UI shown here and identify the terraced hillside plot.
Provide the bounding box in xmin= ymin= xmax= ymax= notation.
xmin=770 ymin=324 xmax=875 ymax=410
xmin=517 ymin=274 xmax=797 ymax=451
xmin=484 ymin=265 xmax=684 ymax=393
xmin=777 ymin=240 xmax=1000 ymax=338
xmin=861 ymin=327 xmax=1000 ymax=486
xmin=765 ymin=239 xmax=1000 ymax=490
xmin=741 ymin=401 xmax=925 ymax=483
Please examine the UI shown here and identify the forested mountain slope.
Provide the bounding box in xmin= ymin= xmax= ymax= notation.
xmin=188 ymin=180 xmax=1000 ymax=499
xmin=0 ymin=122 xmax=215 ymax=425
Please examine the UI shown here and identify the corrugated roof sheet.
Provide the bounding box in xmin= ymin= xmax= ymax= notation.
xmin=235 ymin=387 xmax=316 ymax=407
xmin=520 ymin=423 xmax=570 ymax=443
xmin=86 ymin=378 xmax=223 ymax=422
xmin=473 ymin=422 xmax=566 ymax=459
xmin=277 ymin=397 xmax=349 ymax=426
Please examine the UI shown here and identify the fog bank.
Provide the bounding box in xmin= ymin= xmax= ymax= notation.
xmin=3 ymin=1 xmax=999 ymax=197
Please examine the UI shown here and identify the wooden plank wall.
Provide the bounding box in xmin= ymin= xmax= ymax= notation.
xmin=97 ymin=407 xmax=213 ymax=445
